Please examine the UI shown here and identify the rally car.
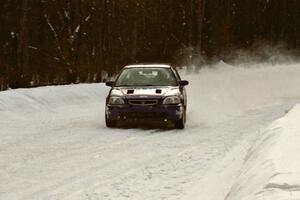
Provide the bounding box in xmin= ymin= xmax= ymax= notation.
xmin=105 ymin=64 xmax=189 ymax=129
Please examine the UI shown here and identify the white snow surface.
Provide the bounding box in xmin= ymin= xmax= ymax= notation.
xmin=225 ymin=103 xmax=300 ymax=200
xmin=1 ymin=62 xmax=300 ymax=200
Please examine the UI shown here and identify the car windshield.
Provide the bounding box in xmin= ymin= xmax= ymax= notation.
xmin=115 ymin=67 xmax=178 ymax=87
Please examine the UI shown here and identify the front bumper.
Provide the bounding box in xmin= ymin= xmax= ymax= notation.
xmin=106 ymin=104 xmax=184 ymax=122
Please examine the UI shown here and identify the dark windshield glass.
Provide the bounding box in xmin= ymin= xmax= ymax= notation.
xmin=115 ymin=68 xmax=178 ymax=87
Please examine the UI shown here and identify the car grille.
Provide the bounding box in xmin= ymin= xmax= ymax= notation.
xmin=128 ymin=99 xmax=158 ymax=106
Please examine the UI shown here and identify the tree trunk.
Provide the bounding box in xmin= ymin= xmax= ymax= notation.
xmin=197 ymin=0 xmax=205 ymax=54
xmin=16 ymin=0 xmax=29 ymax=88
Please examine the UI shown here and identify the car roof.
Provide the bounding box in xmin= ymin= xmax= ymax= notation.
xmin=123 ymin=64 xmax=172 ymax=69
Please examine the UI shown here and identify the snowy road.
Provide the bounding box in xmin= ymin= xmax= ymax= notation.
xmin=1 ymin=63 xmax=300 ymax=200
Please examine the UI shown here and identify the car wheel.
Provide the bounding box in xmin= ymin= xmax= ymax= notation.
xmin=175 ymin=108 xmax=186 ymax=129
xmin=105 ymin=115 xmax=116 ymax=128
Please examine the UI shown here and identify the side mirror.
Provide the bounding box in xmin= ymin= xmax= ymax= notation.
xmin=105 ymin=81 xmax=115 ymax=87
xmin=179 ymin=80 xmax=189 ymax=86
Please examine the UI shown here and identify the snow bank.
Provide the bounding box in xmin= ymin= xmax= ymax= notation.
xmin=226 ymin=103 xmax=300 ymax=200
xmin=2 ymin=62 xmax=300 ymax=124
xmin=185 ymin=62 xmax=300 ymax=126
xmin=0 ymin=84 xmax=108 ymax=119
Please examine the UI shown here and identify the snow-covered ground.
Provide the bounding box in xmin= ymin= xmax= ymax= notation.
xmin=1 ymin=62 xmax=300 ymax=200
xmin=225 ymin=103 xmax=300 ymax=200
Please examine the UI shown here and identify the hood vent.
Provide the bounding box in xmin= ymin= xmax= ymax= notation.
xmin=155 ymin=89 xmax=162 ymax=94
xmin=127 ymin=89 xmax=134 ymax=94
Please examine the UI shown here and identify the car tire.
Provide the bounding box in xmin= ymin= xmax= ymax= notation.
xmin=105 ymin=115 xmax=116 ymax=128
xmin=174 ymin=108 xmax=186 ymax=129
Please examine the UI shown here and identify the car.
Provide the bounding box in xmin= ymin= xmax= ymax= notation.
xmin=105 ymin=64 xmax=189 ymax=129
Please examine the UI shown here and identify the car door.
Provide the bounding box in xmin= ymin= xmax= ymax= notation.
xmin=173 ymin=68 xmax=187 ymax=108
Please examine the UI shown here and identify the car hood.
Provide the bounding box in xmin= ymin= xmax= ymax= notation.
xmin=111 ymin=86 xmax=181 ymax=97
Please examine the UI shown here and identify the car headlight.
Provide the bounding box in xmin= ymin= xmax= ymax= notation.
xmin=163 ymin=96 xmax=181 ymax=105
xmin=108 ymin=96 xmax=125 ymax=105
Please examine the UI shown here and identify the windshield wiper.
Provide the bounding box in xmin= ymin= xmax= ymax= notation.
xmin=117 ymin=84 xmax=158 ymax=87
xmin=139 ymin=84 xmax=155 ymax=86
xmin=116 ymin=84 xmax=132 ymax=87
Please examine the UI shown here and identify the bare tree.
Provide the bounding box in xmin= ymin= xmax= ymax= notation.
xmin=1 ymin=0 xmax=300 ymax=90
xmin=16 ymin=0 xmax=29 ymax=88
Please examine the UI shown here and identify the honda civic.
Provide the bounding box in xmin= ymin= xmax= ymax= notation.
xmin=105 ymin=64 xmax=189 ymax=129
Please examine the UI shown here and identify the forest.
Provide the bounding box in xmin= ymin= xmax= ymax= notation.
xmin=1 ymin=0 xmax=300 ymax=90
